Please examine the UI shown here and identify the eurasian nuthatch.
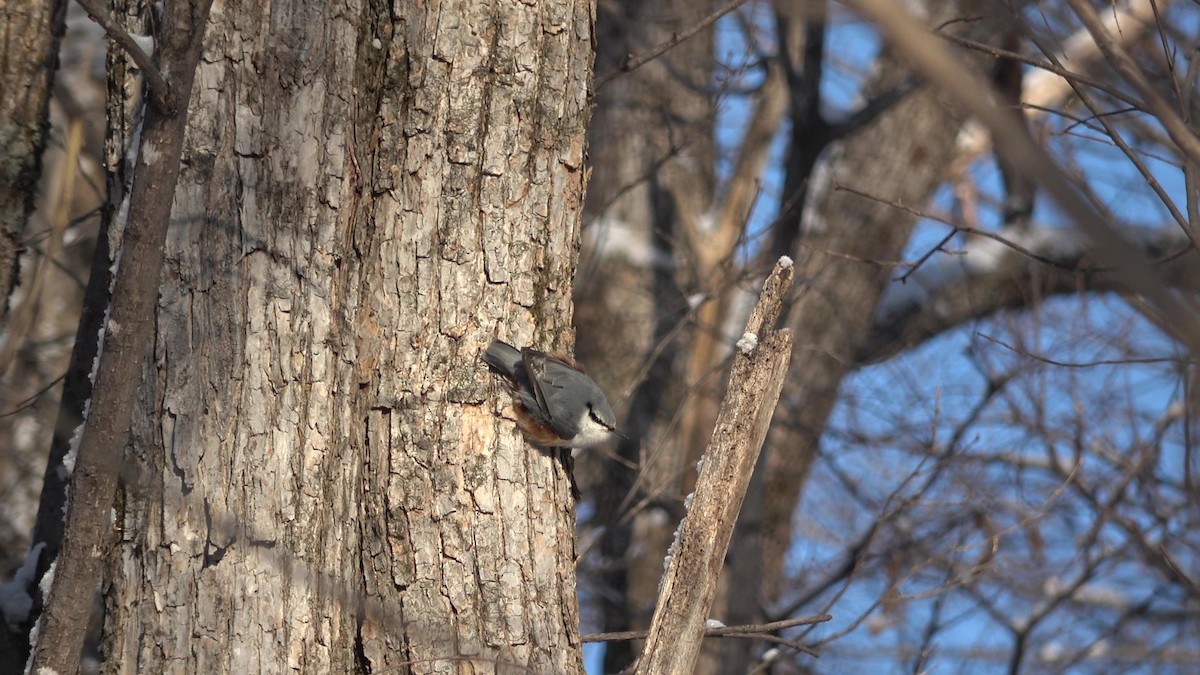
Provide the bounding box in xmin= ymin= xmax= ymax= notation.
xmin=482 ymin=340 xmax=620 ymax=448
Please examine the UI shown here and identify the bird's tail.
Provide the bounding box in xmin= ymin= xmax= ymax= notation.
xmin=482 ymin=340 xmax=522 ymax=377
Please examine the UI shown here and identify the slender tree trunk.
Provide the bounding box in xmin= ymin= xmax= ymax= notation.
xmin=102 ymin=0 xmax=596 ymax=671
xmin=0 ymin=0 xmax=67 ymax=323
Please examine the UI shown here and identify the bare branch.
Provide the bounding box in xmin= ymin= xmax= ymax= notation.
xmin=952 ymin=0 xmax=1171 ymax=164
xmin=978 ymin=332 xmax=1190 ymax=368
xmin=860 ymin=222 xmax=1199 ymax=363
xmin=1021 ymin=22 xmax=1194 ymax=239
xmin=583 ymin=613 xmax=831 ymax=657
xmin=829 ymin=77 xmax=921 ymax=139
xmin=1062 ymin=0 xmax=1200 ymax=169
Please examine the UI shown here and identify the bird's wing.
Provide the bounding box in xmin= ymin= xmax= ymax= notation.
xmin=521 ymin=349 xmax=581 ymax=438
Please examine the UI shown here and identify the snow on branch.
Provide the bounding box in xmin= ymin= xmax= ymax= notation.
xmin=861 ymin=223 xmax=1197 ymax=363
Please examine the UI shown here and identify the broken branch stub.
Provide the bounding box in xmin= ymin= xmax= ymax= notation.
xmin=636 ymin=258 xmax=795 ymax=675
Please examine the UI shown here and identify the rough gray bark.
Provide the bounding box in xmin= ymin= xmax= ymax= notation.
xmin=0 ymin=0 xmax=68 ymax=324
xmin=94 ymin=0 xmax=596 ymax=673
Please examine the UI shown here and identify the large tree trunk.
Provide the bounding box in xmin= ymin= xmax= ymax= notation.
xmin=102 ymin=0 xmax=595 ymax=671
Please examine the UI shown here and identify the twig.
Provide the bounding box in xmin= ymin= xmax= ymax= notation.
xmin=74 ymin=0 xmax=176 ymax=113
xmin=584 ymin=614 xmax=831 ymax=642
xmin=1062 ymin=0 xmax=1200 ymax=169
xmin=0 ymin=372 xmax=68 ymax=418
xmin=976 ymin=332 xmax=1190 ymax=368
xmin=833 ymin=184 xmax=1084 ymax=272
xmin=896 ymin=228 xmax=956 ymax=283
xmin=583 ymin=614 xmax=831 ymax=658
xmin=593 ymin=0 xmax=748 ymax=90
xmin=940 ymin=34 xmax=1142 ymax=110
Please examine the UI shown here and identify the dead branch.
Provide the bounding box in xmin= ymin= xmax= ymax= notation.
xmin=634 ymin=258 xmax=795 ymax=674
